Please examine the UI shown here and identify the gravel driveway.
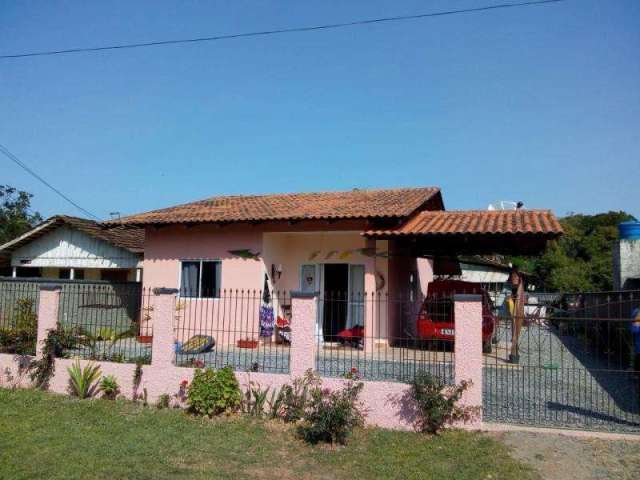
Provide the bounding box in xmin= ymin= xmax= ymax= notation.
xmin=492 ymin=430 xmax=640 ymax=480
xmin=484 ymin=322 xmax=640 ymax=433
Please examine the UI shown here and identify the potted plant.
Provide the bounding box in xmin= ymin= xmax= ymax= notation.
xmin=237 ymin=337 xmax=259 ymax=349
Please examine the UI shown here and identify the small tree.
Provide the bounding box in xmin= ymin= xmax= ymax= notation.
xmin=410 ymin=371 xmax=477 ymax=434
xmin=0 ymin=185 xmax=42 ymax=245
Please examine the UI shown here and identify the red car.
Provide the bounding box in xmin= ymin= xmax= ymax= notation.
xmin=416 ymin=280 xmax=496 ymax=353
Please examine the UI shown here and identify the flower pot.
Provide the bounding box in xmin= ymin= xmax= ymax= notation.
xmin=137 ymin=335 xmax=153 ymax=344
xmin=237 ymin=339 xmax=258 ymax=349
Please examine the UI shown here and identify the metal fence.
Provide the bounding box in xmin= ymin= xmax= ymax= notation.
xmin=316 ymin=292 xmax=454 ymax=384
xmin=174 ymin=289 xmax=291 ymax=373
xmin=56 ymin=283 xmax=152 ymax=364
xmin=483 ymin=291 xmax=640 ymax=433
xmin=0 ymin=281 xmax=39 ymax=355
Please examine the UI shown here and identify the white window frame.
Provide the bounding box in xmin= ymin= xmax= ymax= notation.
xmin=306 ymin=263 xmax=365 ymax=341
xmin=178 ymin=259 xmax=222 ymax=299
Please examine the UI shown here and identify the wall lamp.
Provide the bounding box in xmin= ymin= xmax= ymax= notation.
xmin=271 ymin=264 xmax=283 ymax=282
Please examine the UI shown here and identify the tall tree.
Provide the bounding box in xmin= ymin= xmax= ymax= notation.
xmin=511 ymin=211 xmax=636 ymax=292
xmin=0 ymin=186 xmax=42 ymax=245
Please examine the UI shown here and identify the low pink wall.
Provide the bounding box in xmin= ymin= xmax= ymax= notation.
xmin=1 ymin=286 xmax=483 ymax=432
xmin=0 ymin=353 xmax=419 ymax=430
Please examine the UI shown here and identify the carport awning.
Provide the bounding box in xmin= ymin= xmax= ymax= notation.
xmin=363 ymin=209 xmax=563 ymax=256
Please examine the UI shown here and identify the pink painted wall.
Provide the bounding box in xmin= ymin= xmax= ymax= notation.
xmin=386 ymin=240 xmax=434 ymax=340
xmin=0 ymin=287 xmax=483 ymax=431
xmin=143 ymin=225 xmax=264 ymax=344
xmin=143 ymin=225 xmax=402 ymax=347
xmin=143 ymin=224 xmax=264 ymax=292
xmin=263 ymin=232 xmax=390 ymax=344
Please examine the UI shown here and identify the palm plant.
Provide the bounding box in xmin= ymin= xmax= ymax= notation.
xmin=100 ymin=375 xmax=120 ymax=400
xmin=78 ymin=326 xmax=135 ymax=360
xmin=67 ymin=360 xmax=102 ymax=399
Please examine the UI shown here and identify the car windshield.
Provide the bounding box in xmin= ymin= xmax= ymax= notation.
xmin=423 ymin=297 xmax=454 ymax=323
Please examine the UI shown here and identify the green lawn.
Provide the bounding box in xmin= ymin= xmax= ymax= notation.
xmin=0 ymin=388 xmax=536 ymax=480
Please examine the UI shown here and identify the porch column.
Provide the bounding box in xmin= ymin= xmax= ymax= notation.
xmin=12 ymin=266 xmax=17 ymax=278
xmin=36 ymin=285 xmax=61 ymax=359
xmin=363 ymin=238 xmax=377 ymax=352
xmin=290 ymin=291 xmax=317 ymax=377
xmin=151 ymin=288 xmax=178 ymax=368
xmin=69 ymin=268 xmax=75 ymax=280
xmin=453 ymin=294 xmax=483 ymax=429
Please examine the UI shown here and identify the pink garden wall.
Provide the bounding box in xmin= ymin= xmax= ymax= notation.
xmin=0 ymin=287 xmax=483 ymax=431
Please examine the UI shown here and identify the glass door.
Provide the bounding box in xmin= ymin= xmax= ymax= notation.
xmin=347 ymin=265 xmax=365 ymax=328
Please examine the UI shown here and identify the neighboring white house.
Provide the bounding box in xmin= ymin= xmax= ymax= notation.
xmin=0 ymin=216 xmax=144 ymax=282
xmin=458 ymin=255 xmax=512 ymax=292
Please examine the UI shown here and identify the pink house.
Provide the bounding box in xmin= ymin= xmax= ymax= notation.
xmin=110 ymin=187 xmax=562 ymax=369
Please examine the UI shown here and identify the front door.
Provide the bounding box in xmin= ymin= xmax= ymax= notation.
xmin=322 ymin=264 xmax=349 ymax=341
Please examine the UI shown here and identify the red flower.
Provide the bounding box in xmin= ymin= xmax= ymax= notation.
xmin=180 ymin=379 xmax=188 ymax=386
xmin=351 ymin=367 xmax=358 ymax=374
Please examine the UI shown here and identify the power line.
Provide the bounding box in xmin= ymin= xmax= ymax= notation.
xmin=0 ymin=143 xmax=101 ymax=220
xmin=1 ymin=0 xmax=566 ymax=60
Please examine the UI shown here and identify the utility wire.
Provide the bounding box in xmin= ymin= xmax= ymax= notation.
xmin=0 ymin=143 xmax=101 ymax=220
xmin=1 ymin=0 xmax=566 ymax=60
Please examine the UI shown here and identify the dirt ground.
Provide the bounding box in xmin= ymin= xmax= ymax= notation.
xmin=490 ymin=430 xmax=640 ymax=480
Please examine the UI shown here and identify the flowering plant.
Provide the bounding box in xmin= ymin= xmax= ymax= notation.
xmin=296 ymin=370 xmax=365 ymax=445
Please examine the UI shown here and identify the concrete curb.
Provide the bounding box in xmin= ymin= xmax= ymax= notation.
xmin=483 ymin=422 xmax=640 ymax=441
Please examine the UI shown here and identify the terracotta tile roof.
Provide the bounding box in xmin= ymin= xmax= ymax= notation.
xmin=60 ymin=216 xmax=145 ymax=252
xmin=109 ymin=187 xmax=442 ymax=226
xmin=0 ymin=216 xmax=144 ymax=254
xmin=363 ymin=209 xmax=563 ymax=237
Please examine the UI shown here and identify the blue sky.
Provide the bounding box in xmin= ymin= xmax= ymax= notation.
xmin=1 ymin=0 xmax=639 ymax=220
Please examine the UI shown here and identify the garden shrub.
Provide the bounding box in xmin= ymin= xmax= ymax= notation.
xmin=278 ymin=370 xmax=320 ymax=423
xmin=187 ymin=366 xmax=241 ymax=416
xmin=132 ymin=361 xmax=143 ymax=401
xmin=14 ymin=298 xmax=37 ymax=333
xmin=0 ymin=298 xmax=38 ymax=355
xmin=241 ymin=380 xmax=271 ymax=417
xmin=100 ymin=375 xmax=119 ymax=400
xmin=67 ymin=360 xmax=102 ymax=399
xmin=296 ymin=371 xmax=365 ymax=445
xmin=410 ymin=371 xmax=475 ymax=434
xmin=28 ymin=326 xmax=65 ymax=389
xmin=156 ymin=393 xmax=171 ymax=409
xmin=0 ymin=329 xmax=36 ymax=355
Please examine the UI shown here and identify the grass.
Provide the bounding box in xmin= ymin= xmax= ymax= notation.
xmin=0 ymin=388 xmax=537 ymax=480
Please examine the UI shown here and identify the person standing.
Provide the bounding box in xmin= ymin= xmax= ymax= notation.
xmin=630 ymin=307 xmax=640 ymax=410
xmin=631 ymin=307 xmax=640 ymax=373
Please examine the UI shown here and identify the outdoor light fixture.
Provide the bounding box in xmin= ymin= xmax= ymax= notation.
xmin=271 ymin=264 xmax=283 ymax=282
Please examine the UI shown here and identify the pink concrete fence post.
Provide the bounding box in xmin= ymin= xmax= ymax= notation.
xmin=290 ymin=291 xmax=317 ymax=377
xmin=453 ymin=294 xmax=483 ymax=428
xmin=151 ymin=288 xmax=178 ymax=368
xmin=36 ymin=285 xmax=61 ymax=359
